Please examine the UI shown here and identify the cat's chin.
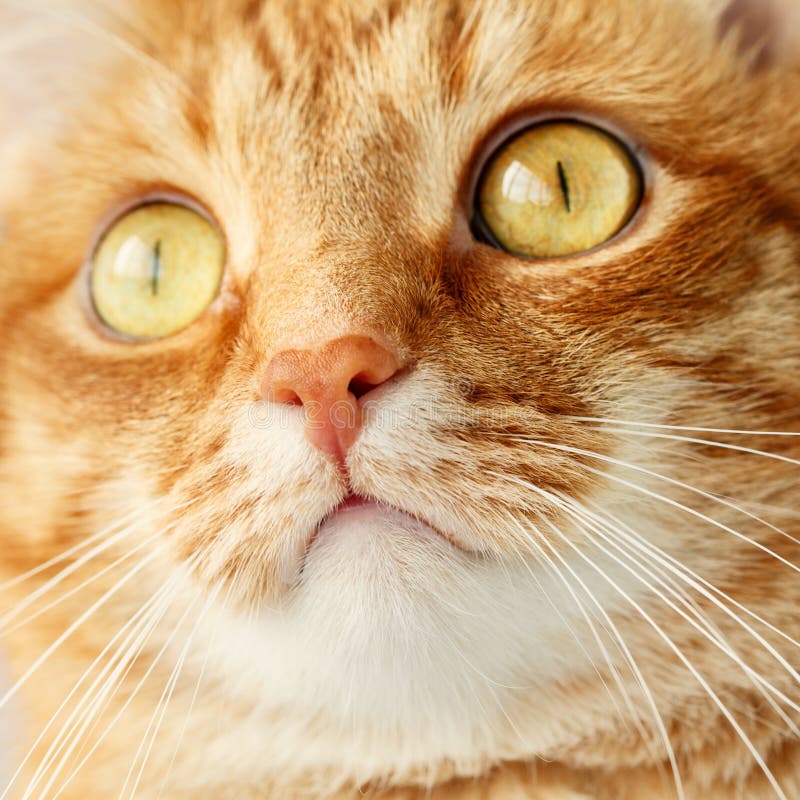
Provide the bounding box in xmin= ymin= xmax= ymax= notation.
xmin=300 ymin=498 xmax=470 ymax=593
xmin=200 ymin=502 xmax=612 ymax=789
xmin=305 ymin=495 xmax=466 ymax=565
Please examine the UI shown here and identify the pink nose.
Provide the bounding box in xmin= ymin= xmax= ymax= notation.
xmin=261 ymin=335 xmax=400 ymax=465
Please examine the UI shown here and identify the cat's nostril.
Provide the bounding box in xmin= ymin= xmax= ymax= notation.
xmin=348 ymin=373 xmax=382 ymax=400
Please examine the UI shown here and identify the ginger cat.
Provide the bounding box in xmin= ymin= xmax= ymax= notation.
xmin=0 ymin=0 xmax=799 ymax=798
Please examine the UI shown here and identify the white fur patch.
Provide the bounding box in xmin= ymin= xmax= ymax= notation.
xmin=198 ymin=499 xmax=641 ymax=784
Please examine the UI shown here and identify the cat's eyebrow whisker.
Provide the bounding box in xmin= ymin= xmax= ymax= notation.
xmin=32 ymin=555 xmax=206 ymax=800
xmin=513 ymin=497 xmax=790 ymax=800
xmin=505 ymin=513 xmax=682 ymax=794
xmin=507 ymin=436 xmax=800 ymax=562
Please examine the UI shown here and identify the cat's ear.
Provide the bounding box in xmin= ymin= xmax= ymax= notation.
xmin=719 ymin=0 xmax=800 ymax=70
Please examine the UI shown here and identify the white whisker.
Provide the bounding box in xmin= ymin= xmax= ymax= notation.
xmin=42 ymin=563 xmax=203 ymax=800
xmin=0 ymin=546 xmax=165 ymax=714
xmin=0 ymin=499 xmax=165 ymax=594
xmin=569 ymin=417 xmax=800 ymax=437
xmin=534 ymin=506 xmax=790 ymax=800
xmin=508 ymin=437 xmax=800 ymax=564
xmin=505 ymin=510 xmax=685 ymax=799
xmin=121 ymin=584 xmax=221 ymax=800
xmin=584 ymin=425 xmax=800 ymax=467
xmin=1 ymin=528 xmax=166 ymax=636
xmin=20 ymin=577 xmax=183 ymax=800
xmin=586 ymin=498 xmax=800 ymax=652
xmin=551 ymin=495 xmax=800 ymax=734
xmin=155 ymin=581 xmax=236 ymax=798
xmin=0 ymin=572 xmax=182 ymax=800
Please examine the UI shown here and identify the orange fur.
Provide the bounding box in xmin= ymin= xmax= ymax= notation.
xmin=0 ymin=0 xmax=799 ymax=798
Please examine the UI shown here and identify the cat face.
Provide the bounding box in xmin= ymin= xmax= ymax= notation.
xmin=1 ymin=0 xmax=799 ymax=796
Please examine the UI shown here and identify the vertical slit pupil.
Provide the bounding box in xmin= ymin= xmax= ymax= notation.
xmin=151 ymin=240 xmax=162 ymax=296
xmin=557 ymin=161 xmax=571 ymax=213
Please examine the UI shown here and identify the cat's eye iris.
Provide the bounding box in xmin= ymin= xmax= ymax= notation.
xmin=474 ymin=121 xmax=642 ymax=258
xmin=90 ymin=203 xmax=225 ymax=340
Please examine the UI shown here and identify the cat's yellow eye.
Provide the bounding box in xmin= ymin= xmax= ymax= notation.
xmin=90 ymin=203 xmax=225 ymax=340
xmin=475 ymin=121 xmax=642 ymax=258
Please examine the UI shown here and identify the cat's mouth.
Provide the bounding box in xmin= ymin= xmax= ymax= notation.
xmin=305 ymin=493 xmax=467 ymax=556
